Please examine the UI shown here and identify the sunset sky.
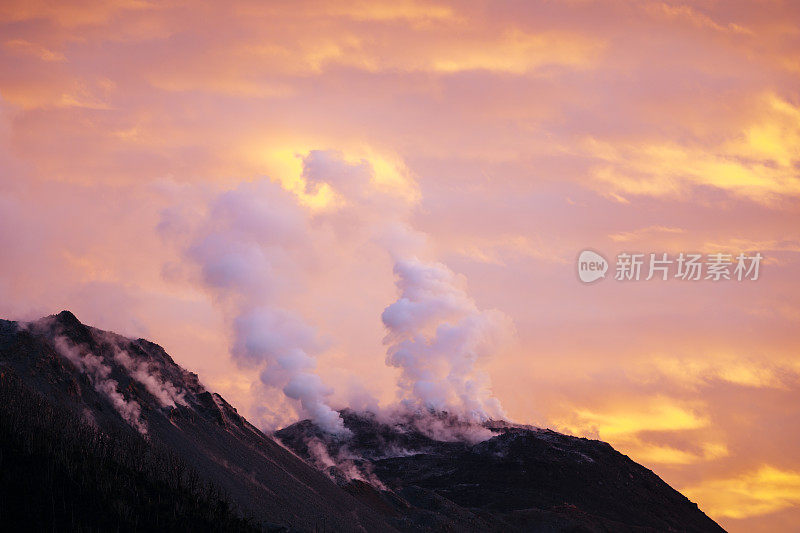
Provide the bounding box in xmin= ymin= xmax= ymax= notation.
xmin=1 ymin=1 xmax=799 ymax=530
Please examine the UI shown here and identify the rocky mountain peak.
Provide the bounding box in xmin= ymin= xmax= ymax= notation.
xmin=276 ymin=409 xmax=725 ymax=532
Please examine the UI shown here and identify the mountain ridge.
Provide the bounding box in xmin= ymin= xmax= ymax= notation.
xmin=275 ymin=409 xmax=726 ymax=532
xmin=0 ymin=311 xmax=394 ymax=532
xmin=0 ymin=311 xmax=726 ymax=532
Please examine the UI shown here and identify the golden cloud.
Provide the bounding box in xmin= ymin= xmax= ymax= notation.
xmin=683 ymin=466 xmax=800 ymax=519
xmin=632 ymin=355 xmax=794 ymax=391
xmin=243 ymin=142 xmax=420 ymax=212
xmin=631 ymin=440 xmax=729 ymax=466
xmin=584 ymin=94 xmax=800 ymax=203
xmin=556 ymin=396 xmax=709 ymax=438
xmin=608 ymin=225 xmax=686 ymax=243
xmin=553 ymin=396 xmax=729 ymax=466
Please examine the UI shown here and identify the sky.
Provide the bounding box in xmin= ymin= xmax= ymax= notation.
xmin=1 ymin=0 xmax=799 ymax=530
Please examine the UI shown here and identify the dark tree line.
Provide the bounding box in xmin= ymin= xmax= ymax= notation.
xmin=0 ymin=368 xmax=263 ymax=532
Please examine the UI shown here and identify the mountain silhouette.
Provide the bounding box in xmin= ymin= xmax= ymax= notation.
xmin=0 ymin=311 xmax=391 ymax=531
xmin=0 ymin=312 xmax=725 ymax=532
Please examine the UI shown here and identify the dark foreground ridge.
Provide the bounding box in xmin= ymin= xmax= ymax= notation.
xmin=0 ymin=311 xmax=392 ymax=532
xmin=276 ymin=409 xmax=727 ymax=532
xmin=0 ymin=366 xmax=259 ymax=532
xmin=0 ymin=311 xmax=725 ymax=532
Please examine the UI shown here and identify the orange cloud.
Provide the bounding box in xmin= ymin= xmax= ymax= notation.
xmin=3 ymin=39 xmax=65 ymax=62
xmin=552 ymin=396 xmax=732 ymax=467
xmin=0 ymin=0 xmax=152 ymax=28
xmin=556 ymin=396 xmax=709 ymax=438
xmin=632 ymin=441 xmax=729 ymax=466
xmin=583 ymin=94 xmax=800 ymax=204
xmin=632 ymin=355 xmax=795 ymax=391
xmin=1 ymin=2 xmax=800 ymax=529
xmin=683 ymin=466 xmax=800 ymax=519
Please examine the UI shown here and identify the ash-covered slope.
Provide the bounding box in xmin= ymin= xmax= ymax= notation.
xmin=276 ymin=409 xmax=726 ymax=532
xmin=0 ymin=311 xmax=393 ymax=532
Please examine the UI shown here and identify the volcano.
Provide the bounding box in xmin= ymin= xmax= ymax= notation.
xmin=0 ymin=311 xmax=725 ymax=532
xmin=0 ymin=311 xmax=390 ymax=531
xmin=276 ymin=409 xmax=726 ymax=532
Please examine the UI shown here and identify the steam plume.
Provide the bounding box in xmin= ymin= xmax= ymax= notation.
xmin=162 ymin=180 xmax=346 ymax=433
xmin=302 ymin=151 xmax=513 ymax=422
xmin=113 ymin=348 xmax=188 ymax=408
xmin=381 ymin=257 xmax=510 ymax=421
xmin=53 ymin=336 xmax=147 ymax=434
xmin=160 ymin=150 xmax=513 ymax=435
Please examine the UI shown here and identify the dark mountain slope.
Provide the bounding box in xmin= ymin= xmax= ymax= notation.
xmin=0 ymin=367 xmax=259 ymax=532
xmin=0 ymin=311 xmax=393 ymax=533
xmin=276 ymin=409 xmax=727 ymax=532
xmin=0 ymin=311 xmax=725 ymax=532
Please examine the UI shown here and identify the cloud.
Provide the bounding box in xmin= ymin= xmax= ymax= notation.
xmin=609 ymin=225 xmax=686 ymax=243
xmin=552 ymin=396 xmax=731 ymax=467
xmin=582 ymin=94 xmax=800 ymax=204
xmin=642 ymin=2 xmax=752 ymax=35
xmin=3 ymin=39 xmax=65 ymax=62
xmin=632 ymin=441 xmax=729 ymax=466
xmin=1 ymin=2 xmax=800 ymax=528
xmin=683 ymin=466 xmax=800 ymax=519
xmin=631 ymin=355 xmax=796 ymax=391
xmin=556 ymin=396 xmax=709 ymax=438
